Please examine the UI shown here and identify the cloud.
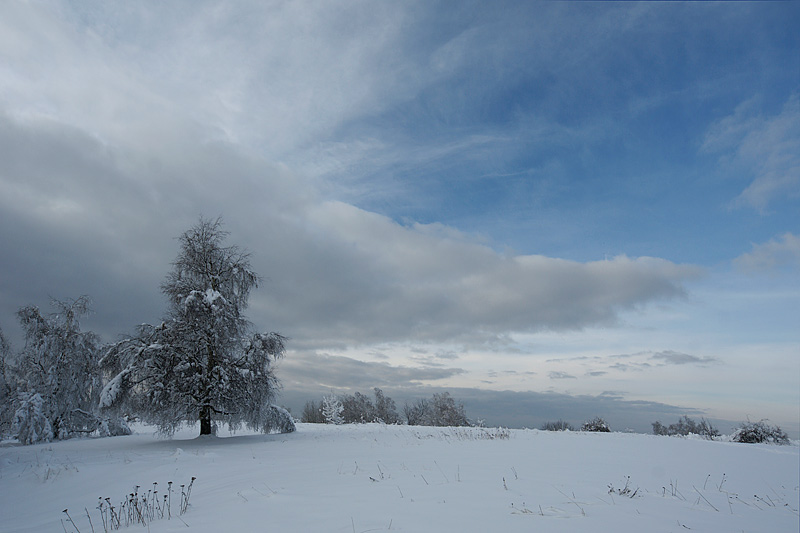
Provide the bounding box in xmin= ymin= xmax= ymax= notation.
xmin=650 ymin=351 xmax=720 ymax=366
xmin=702 ymin=94 xmax=800 ymax=212
xmin=0 ymin=100 xmax=700 ymax=349
xmin=734 ymin=233 xmax=800 ymax=272
xmin=549 ymin=371 xmax=577 ymax=380
xmin=279 ymin=351 xmax=465 ymax=393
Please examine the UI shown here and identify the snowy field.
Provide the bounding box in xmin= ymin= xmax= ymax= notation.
xmin=1 ymin=423 xmax=797 ymax=533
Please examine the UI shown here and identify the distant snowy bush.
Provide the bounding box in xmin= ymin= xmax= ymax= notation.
xmin=731 ymin=420 xmax=789 ymax=445
xmin=541 ymin=419 xmax=574 ymax=431
xmin=581 ymin=417 xmax=611 ymax=432
xmin=651 ymin=416 xmax=719 ymax=440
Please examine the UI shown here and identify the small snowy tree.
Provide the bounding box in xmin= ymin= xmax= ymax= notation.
xmin=9 ymin=297 xmax=122 ymax=443
xmin=321 ymin=394 xmax=344 ymax=424
xmin=101 ymin=217 xmax=290 ymax=436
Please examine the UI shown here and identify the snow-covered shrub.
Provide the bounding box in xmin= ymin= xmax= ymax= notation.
xmin=98 ymin=416 xmax=132 ymax=437
xmin=651 ymin=416 xmax=719 ymax=439
xmin=541 ymin=419 xmax=574 ymax=431
xmin=731 ymin=420 xmax=789 ymax=445
xmin=261 ymin=405 xmax=296 ymax=434
xmin=581 ymin=417 xmax=611 ymax=432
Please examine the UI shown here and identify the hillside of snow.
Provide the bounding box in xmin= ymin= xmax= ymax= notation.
xmin=1 ymin=423 xmax=797 ymax=532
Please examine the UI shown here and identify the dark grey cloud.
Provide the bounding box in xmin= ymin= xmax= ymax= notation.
xmin=278 ymin=351 xmax=465 ymax=394
xmin=0 ymin=106 xmax=700 ymax=352
xmin=549 ymin=371 xmax=577 ymax=380
xmin=586 ymin=371 xmax=608 ymax=377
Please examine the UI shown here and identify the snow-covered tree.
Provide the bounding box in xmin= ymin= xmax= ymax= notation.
xmin=341 ymin=391 xmax=375 ymax=423
xmin=373 ymin=388 xmax=399 ymax=424
xmin=428 ymin=392 xmax=470 ymax=427
xmin=403 ymin=398 xmax=429 ymax=426
xmin=100 ymin=217 xmax=290 ymax=436
xmin=321 ymin=394 xmax=344 ymax=424
xmin=403 ymin=392 xmax=471 ymax=427
xmin=10 ymin=297 xmax=111 ymax=443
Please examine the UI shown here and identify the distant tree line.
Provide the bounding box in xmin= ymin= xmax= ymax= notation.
xmin=302 ymin=388 xmax=400 ymax=425
xmin=538 ymin=417 xmax=610 ymax=432
xmin=652 ymin=415 xmax=789 ymax=444
xmin=302 ymin=390 xmax=472 ymax=427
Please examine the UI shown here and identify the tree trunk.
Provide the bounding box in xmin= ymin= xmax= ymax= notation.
xmin=199 ymin=405 xmax=213 ymax=435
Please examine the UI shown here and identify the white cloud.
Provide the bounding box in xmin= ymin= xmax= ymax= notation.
xmin=734 ymin=233 xmax=800 ymax=272
xmin=703 ymin=94 xmax=800 ymax=212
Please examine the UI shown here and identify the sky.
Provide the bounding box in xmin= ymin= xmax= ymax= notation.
xmin=0 ymin=1 xmax=798 ymax=436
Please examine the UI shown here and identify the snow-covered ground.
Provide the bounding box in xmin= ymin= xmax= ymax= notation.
xmin=1 ymin=423 xmax=797 ymax=532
